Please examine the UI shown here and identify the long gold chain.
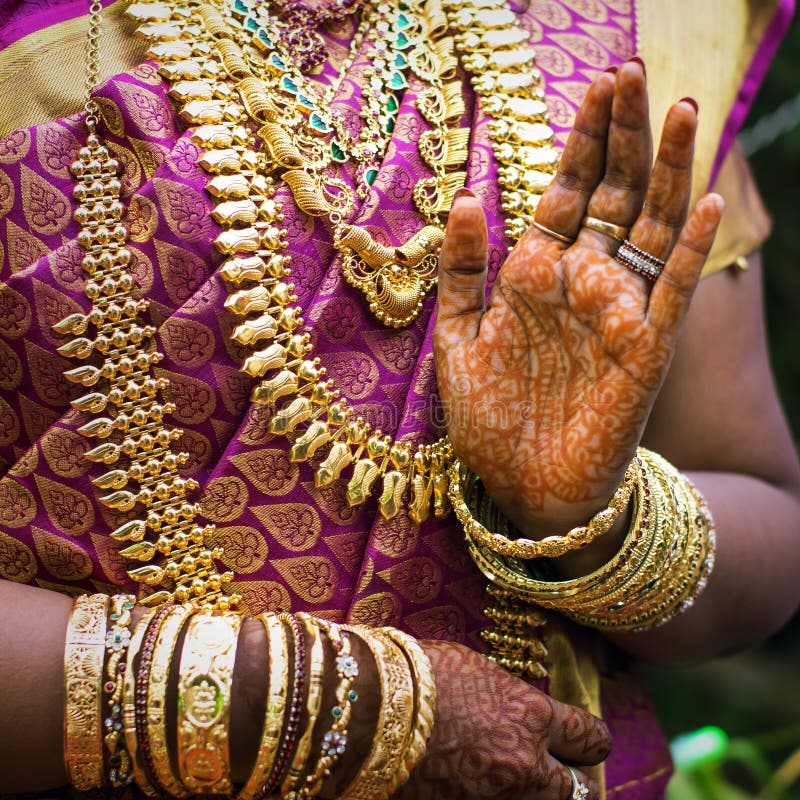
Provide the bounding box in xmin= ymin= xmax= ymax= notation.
xmin=56 ymin=0 xmax=236 ymax=609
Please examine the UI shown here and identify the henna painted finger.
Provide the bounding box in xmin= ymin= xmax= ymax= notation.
xmin=576 ymin=59 xmax=651 ymax=255
xmin=621 ymin=99 xmax=699 ymax=269
xmin=434 ymin=189 xmax=489 ymax=347
xmin=647 ymin=193 xmax=724 ymax=334
xmin=545 ymin=695 xmax=612 ymax=766
xmin=531 ymin=72 xmax=615 ymax=242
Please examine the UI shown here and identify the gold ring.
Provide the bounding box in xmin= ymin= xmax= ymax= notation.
xmin=532 ymin=220 xmax=574 ymax=245
xmin=581 ymin=215 xmax=629 ymax=241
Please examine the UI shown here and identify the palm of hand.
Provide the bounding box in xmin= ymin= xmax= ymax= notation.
xmin=442 ymin=237 xmax=668 ymax=529
xmin=434 ymin=62 xmax=722 ymax=534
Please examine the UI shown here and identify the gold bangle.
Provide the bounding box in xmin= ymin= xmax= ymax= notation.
xmin=177 ymin=611 xmax=242 ymax=795
xmin=339 ymin=626 xmax=415 ymax=800
xmin=103 ymin=594 xmax=136 ymax=788
xmin=377 ymin=628 xmax=435 ymax=794
xmin=123 ymin=608 xmax=158 ymax=797
xmin=567 ymin=450 xmax=692 ymax=626
xmin=573 ymin=450 xmax=715 ymax=630
xmin=463 ymin=458 xmax=651 ymax=603
xmin=298 ymin=616 xmax=360 ymax=799
xmin=465 ymin=448 xmax=716 ymax=632
xmin=64 ymin=593 xmax=110 ymax=791
xmin=238 ymin=613 xmax=290 ymax=800
xmin=449 ymin=458 xmax=637 ymax=559
xmin=281 ymin=615 xmax=326 ymax=795
xmin=146 ymin=605 xmax=196 ymax=799
xmin=128 ymin=605 xmax=173 ymax=798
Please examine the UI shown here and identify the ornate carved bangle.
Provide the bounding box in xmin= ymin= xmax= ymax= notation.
xmin=295 ymin=615 xmax=360 ymax=799
xmin=281 ymin=615 xmax=326 ymax=795
xmin=378 ymin=627 xmax=435 ymax=793
xmin=176 ymin=611 xmax=242 ymax=795
xmin=103 ymin=594 xmax=135 ymax=788
xmin=339 ymin=626 xmax=415 ymax=800
xmin=123 ymin=608 xmax=158 ymax=797
xmin=64 ymin=593 xmax=111 ymax=791
xmin=238 ymin=614 xmax=290 ymax=800
xmin=146 ymin=605 xmax=196 ymax=798
xmin=449 ymin=457 xmax=638 ymax=560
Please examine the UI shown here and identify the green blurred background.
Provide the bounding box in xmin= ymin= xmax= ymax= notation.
xmin=647 ymin=10 xmax=800 ymax=799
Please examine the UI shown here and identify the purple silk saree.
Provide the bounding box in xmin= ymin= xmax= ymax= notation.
xmin=0 ymin=0 xmax=791 ymax=796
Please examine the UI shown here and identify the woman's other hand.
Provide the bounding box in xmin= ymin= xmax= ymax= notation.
xmin=394 ymin=641 xmax=610 ymax=799
xmin=433 ymin=60 xmax=723 ymax=538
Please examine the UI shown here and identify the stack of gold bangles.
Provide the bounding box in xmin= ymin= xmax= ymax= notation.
xmin=64 ymin=598 xmax=435 ymax=799
xmin=449 ymin=447 xmax=716 ymax=633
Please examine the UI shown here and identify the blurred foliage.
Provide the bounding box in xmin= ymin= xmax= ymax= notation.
xmin=666 ymin=725 xmax=800 ymax=799
xmin=750 ymin=10 xmax=800 ymax=439
xmin=648 ymin=8 xmax=800 ymax=799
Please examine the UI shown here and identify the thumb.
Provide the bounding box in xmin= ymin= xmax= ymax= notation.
xmin=435 ymin=188 xmax=488 ymax=347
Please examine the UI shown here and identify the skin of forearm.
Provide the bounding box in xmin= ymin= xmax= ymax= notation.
xmin=0 ymin=581 xmax=71 ymax=792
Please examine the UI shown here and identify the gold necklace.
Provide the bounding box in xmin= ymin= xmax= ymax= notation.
xmin=58 ymin=0 xmax=559 ymax=613
xmin=59 ymin=0 xmax=235 ymax=609
xmin=339 ymin=1 xmax=467 ymax=327
xmin=221 ymin=0 xmax=470 ymax=328
xmin=129 ymin=0 xmax=459 ymax=527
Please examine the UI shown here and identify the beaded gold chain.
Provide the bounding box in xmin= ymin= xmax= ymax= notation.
xmin=55 ymin=0 xmax=234 ymax=609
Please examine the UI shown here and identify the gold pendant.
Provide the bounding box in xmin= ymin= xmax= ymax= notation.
xmin=341 ymin=255 xmax=436 ymax=329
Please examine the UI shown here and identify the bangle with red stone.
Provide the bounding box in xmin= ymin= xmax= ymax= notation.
xmin=132 ymin=605 xmax=171 ymax=796
xmin=103 ymin=594 xmax=136 ymax=787
xmin=260 ymin=613 xmax=306 ymax=798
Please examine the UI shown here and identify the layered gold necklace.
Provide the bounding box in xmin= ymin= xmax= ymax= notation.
xmin=58 ymin=0 xmax=558 ymax=614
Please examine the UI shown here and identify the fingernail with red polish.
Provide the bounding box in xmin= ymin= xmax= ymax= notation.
xmin=679 ymin=96 xmax=699 ymax=113
xmin=453 ymin=187 xmax=475 ymax=203
xmin=604 ymin=65 xmax=618 ymax=74
xmin=627 ymin=56 xmax=646 ymax=76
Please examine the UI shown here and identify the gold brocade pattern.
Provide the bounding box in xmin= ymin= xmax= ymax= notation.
xmin=0 ymin=0 xmax=148 ymax=138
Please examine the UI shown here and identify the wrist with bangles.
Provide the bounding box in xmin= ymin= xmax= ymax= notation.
xmin=448 ymin=446 xmax=716 ymax=634
xmin=63 ymin=599 xmax=436 ymax=799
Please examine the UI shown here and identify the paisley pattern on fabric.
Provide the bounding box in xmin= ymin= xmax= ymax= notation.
xmin=0 ymin=2 xmax=674 ymax=794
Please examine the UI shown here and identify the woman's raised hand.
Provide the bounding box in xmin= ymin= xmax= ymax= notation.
xmin=433 ymin=59 xmax=723 ymax=537
xmin=395 ymin=642 xmax=610 ymax=799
